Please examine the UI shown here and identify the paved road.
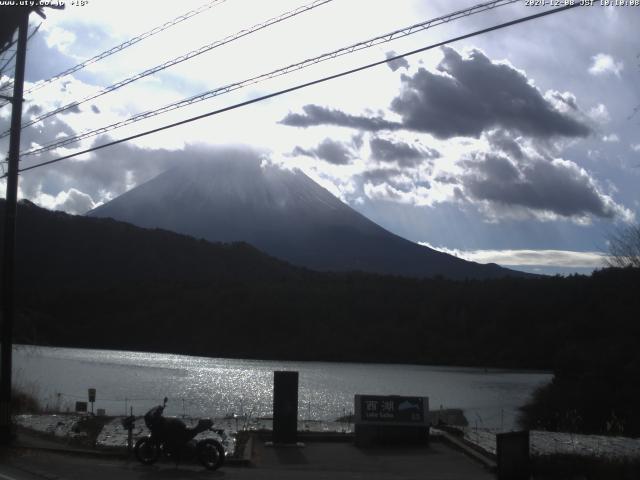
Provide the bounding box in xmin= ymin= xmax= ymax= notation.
xmin=1 ymin=439 xmax=495 ymax=480
xmin=0 ymin=463 xmax=46 ymax=480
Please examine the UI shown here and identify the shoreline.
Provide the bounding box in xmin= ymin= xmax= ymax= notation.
xmin=12 ymin=409 xmax=469 ymax=454
xmin=12 ymin=343 xmax=554 ymax=374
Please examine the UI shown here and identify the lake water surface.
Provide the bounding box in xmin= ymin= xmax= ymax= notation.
xmin=13 ymin=345 xmax=550 ymax=430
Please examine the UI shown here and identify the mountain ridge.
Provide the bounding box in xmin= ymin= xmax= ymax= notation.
xmin=89 ymin=153 xmax=521 ymax=280
xmin=1 ymin=198 xmax=303 ymax=291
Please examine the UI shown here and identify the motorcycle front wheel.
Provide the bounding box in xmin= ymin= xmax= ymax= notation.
xmin=196 ymin=438 xmax=225 ymax=470
xmin=134 ymin=437 xmax=160 ymax=465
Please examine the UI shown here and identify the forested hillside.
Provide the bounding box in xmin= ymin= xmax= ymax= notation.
xmin=1 ymin=200 xmax=636 ymax=370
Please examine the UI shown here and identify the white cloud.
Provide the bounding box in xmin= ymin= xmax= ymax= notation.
xmin=33 ymin=188 xmax=98 ymax=215
xmin=419 ymin=244 xmax=608 ymax=268
xmin=588 ymin=103 xmax=610 ymax=124
xmin=364 ymin=182 xmax=407 ymax=203
xmin=602 ymin=133 xmax=619 ymax=143
xmin=43 ymin=26 xmax=77 ymax=55
xmin=588 ymin=53 xmax=624 ymax=77
xmin=631 ymin=144 xmax=640 ymax=152
xmin=360 ymin=162 xmax=448 ymax=207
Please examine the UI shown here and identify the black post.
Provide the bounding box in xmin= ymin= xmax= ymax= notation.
xmin=273 ymin=371 xmax=298 ymax=444
xmin=121 ymin=407 xmax=135 ymax=454
xmin=496 ymin=430 xmax=530 ymax=480
xmin=0 ymin=10 xmax=29 ymax=444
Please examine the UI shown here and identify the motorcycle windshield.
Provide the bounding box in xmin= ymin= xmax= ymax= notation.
xmin=144 ymin=405 xmax=164 ymax=429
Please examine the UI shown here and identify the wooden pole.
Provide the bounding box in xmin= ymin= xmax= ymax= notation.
xmin=0 ymin=10 xmax=29 ymax=444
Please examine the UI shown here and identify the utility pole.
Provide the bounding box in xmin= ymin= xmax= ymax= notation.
xmin=0 ymin=9 xmax=29 ymax=445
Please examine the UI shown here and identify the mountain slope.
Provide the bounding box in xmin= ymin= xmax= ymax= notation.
xmin=89 ymin=154 xmax=518 ymax=279
xmin=1 ymin=199 xmax=301 ymax=291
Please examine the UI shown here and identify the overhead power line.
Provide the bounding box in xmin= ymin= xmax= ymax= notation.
xmin=19 ymin=0 xmax=520 ymax=156
xmin=0 ymin=38 xmax=17 ymax=58
xmin=12 ymin=3 xmax=582 ymax=177
xmin=0 ymin=0 xmax=335 ymax=138
xmin=0 ymin=24 xmax=41 ymax=84
xmin=0 ymin=50 xmax=18 ymax=79
xmin=0 ymin=0 xmax=227 ymax=108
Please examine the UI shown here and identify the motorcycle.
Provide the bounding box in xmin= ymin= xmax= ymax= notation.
xmin=134 ymin=397 xmax=226 ymax=470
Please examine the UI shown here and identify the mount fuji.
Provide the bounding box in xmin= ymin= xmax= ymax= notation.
xmin=89 ymin=153 xmax=518 ymax=279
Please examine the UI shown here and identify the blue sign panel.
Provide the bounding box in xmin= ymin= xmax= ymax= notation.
xmin=359 ymin=395 xmax=425 ymax=423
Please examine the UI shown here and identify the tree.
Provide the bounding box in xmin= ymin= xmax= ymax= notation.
xmin=607 ymin=223 xmax=640 ymax=268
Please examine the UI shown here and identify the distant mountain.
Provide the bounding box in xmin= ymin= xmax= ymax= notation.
xmin=89 ymin=155 xmax=519 ymax=280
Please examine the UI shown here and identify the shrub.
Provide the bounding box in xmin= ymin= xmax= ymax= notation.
xmin=11 ymin=387 xmax=41 ymax=415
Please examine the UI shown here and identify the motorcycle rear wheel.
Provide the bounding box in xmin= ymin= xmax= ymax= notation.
xmin=134 ymin=437 xmax=160 ymax=465
xmin=196 ymin=439 xmax=225 ymax=470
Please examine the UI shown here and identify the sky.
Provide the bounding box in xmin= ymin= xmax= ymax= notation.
xmin=0 ymin=0 xmax=638 ymax=275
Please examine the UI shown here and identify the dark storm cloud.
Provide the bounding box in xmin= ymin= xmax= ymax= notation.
xmin=292 ymin=138 xmax=354 ymax=165
xmin=465 ymin=154 xmax=520 ymax=183
xmin=280 ymin=104 xmax=400 ymax=131
xmin=369 ymin=137 xmax=440 ymax=167
xmin=486 ymin=130 xmax=524 ymax=160
xmin=385 ymin=51 xmax=409 ymax=72
xmin=316 ymin=139 xmax=354 ymax=165
xmin=460 ymin=153 xmax=622 ymax=219
xmin=390 ymin=47 xmax=591 ymax=139
xmin=281 ymin=47 xmax=591 ymax=141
